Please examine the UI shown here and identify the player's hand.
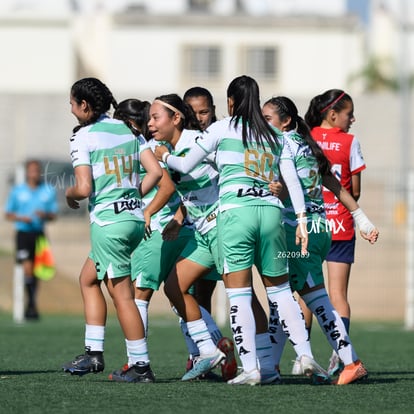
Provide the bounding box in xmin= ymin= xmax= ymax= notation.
xmin=154 ymin=145 xmax=170 ymax=162
xmin=162 ymin=219 xmax=181 ymax=241
xmin=143 ymin=210 xmax=152 ymax=240
xmin=66 ymin=196 xmax=79 ymax=209
xmin=295 ymin=217 xmax=308 ymax=255
xmin=268 ymin=180 xmax=283 ymax=197
xmin=360 ymin=228 xmax=379 ymax=244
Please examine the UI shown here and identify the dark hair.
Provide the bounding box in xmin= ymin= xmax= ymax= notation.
xmin=113 ymin=99 xmax=151 ymax=140
xmin=183 ymin=86 xmax=217 ymax=123
xmin=71 ymin=77 xmax=118 ymax=133
xmin=265 ymin=96 xmax=331 ymax=176
xmin=25 ymin=158 xmax=41 ymax=170
xmin=227 ymin=75 xmax=277 ymax=151
xmin=304 ymin=89 xmax=353 ymax=129
xmin=153 ymin=93 xmax=201 ymax=131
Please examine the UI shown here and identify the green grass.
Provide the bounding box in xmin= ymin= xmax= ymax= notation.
xmin=0 ymin=313 xmax=413 ymax=414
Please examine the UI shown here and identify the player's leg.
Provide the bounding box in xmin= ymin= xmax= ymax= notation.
xmin=62 ymin=256 xmax=106 ymax=375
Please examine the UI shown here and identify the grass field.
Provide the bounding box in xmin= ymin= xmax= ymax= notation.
xmin=0 ymin=313 xmax=413 ymax=414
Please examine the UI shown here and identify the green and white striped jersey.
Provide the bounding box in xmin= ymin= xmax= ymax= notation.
xmin=70 ymin=115 xmax=149 ymax=226
xmin=196 ymin=117 xmax=285 ymax=211
xmin=282 ymin=130 xmax=326 ymax=227
xmin=166 ymin=129 xmax=219 ymax=235
xmin=140 ymin=140 xmax=184 ymax=233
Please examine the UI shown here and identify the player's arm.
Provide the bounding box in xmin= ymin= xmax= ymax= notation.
xmin=65 ymin=165 xmax=92 ymax=209
xmin=322 ymin=172 xmax=378 ymax=243
xmin=139 ymin=148 xmax=163 ymax=198
xmin=143 ymin=167 xmax=175 ymax=239
xmin=351 ymin=172 xmax=361 ymax=201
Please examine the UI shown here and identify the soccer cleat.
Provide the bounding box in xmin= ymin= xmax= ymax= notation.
xmin=299 ymin=355 xmax=331 ymax=385
xmin=181 ymin=349 xmax=225 ymax=381
xmin=227 ymin=369 xmax=261 ymax=386
xmin=185 ymin=357 xmax=195 ymax=372
xmin=335 ymin=360 xmax=368 ymax=385
xmin=291 ymin=358 xmax=303 ymax=375
xmin=62 ymin=352 xmax=104 ymax=376
xmin=217 ymin=337 xmax=238 ymax=381
xmin=260 ymin=369 xmax=282 ymax=385
xmin=25 ymin=306 xmax=39 ymax=320
xmin=108 ymin=363 xmax=129 ymax=380
xmin=327 ymin=352 xmax=345 ymax=377
xmin=185 ymin=356 xmax=222 ymax=381
xmin=109 ymin=362 xmax=155 ymax=383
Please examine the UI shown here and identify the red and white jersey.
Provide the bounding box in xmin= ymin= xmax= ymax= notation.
xmin=311 ymin=126 xmax=366 ymax=240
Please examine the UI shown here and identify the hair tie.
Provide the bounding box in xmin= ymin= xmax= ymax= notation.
xmin=320 ymin=92 xmax=345 ymax=113
xmin=153 ymin=99 xmax=185 ymax=120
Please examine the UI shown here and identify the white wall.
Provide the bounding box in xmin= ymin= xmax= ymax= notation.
xmin=0 ymin=17 xmax=74 ymax=93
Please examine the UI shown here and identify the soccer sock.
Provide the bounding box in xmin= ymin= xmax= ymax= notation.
xmin=85 ymin=324 xmax=105 ymax=353
xmin=226 ymin=287 xmax=257 ymax=373
xmin=302 ymin=289 xmax=357 ymax=366
xmin=266 ymin=283 xmax=312 ymax=359
xmin=342 ymin=317 xmax=350 ymax=334
xmin=187 ymin=318 xmax=217 ymax=357
xmin=255 ymin=332 xmax=277 ymax=373
xmin=200 ymin=305 xmax=223 ymax=345
xmin=179 ymin=317 xmax=200 ymax=358
xmin=125 ymin=338 xmax=149 ymax=366
xmin=135 ymin=299 xmax=149 ymax=337
xmin=25 ymin=276 xmax=37 ymax=308
xmin=267 ymin=300 xmax=288 ymax=367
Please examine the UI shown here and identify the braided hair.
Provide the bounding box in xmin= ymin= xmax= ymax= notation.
xmin=71 ymin=77 xmax=117 ymax=133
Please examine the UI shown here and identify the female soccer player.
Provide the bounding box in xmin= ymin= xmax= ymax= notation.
xmin=305 ymin=89 xmax=368 ymax=376
xmin=155 ymin=76 xmax=329 ymax=385
xmin=263 ymin=96 xmax=378 ymax=385
xmin=64 ymin=78 xmax=162 ymax=382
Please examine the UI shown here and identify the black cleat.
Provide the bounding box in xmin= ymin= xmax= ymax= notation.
xmin=62 ymin=352 xmax=105 ymax=376
xmin=109 ymin=362 xmax=155 ymax=383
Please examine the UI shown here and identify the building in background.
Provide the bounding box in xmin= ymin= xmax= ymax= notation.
xmin=0 ymin=0 xmax=412 ymax=174
xmin=0 ymin=0 xmax=412 ymax=322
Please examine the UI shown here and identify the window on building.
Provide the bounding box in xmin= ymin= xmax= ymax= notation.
xmin=189 ymin=0 xmax=212 ymax=11
xmin=184 ymin=45 xmax=221 ymax=80
xmin=244 ymin=46 xmax=278 ymax=81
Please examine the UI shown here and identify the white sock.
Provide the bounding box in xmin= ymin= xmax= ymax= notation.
xmin=187 ymin=319 xmax=217 ymax=357
xmin=267 ymin=300 xmax=288 ymax=366
xmin=180 ymin=317 xmax=200 ymax=358
xmin=125 ymin=338 xmax=149 ymax=366
xmin=226 ymin=287 xmax=257 ymax=372
xmin=85 ymin=324 xmax=105 ymax=352
xmin=200 ymin=305 xmax=223 ymax=345
xmin=255 ymin=332 xmax=276 ymax=373
xmin=135 ymin=299 xmax=149 ymax=337
xmin=302 ymin=289 xmax=357 ymax=365
xmin=266 ymin=283 xmax=312 ymax=359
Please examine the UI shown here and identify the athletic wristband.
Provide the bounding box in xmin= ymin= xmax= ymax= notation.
xmin=162 ymin=151 xmax=170 ymax=164
xmin=351 ymin=208 xmax=375 ymax=234
xmin=296 ymin=216 xmax=307 ymax=224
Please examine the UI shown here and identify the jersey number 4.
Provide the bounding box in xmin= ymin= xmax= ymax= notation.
xmin=104 ymin=155 xmax=133 ymax=187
